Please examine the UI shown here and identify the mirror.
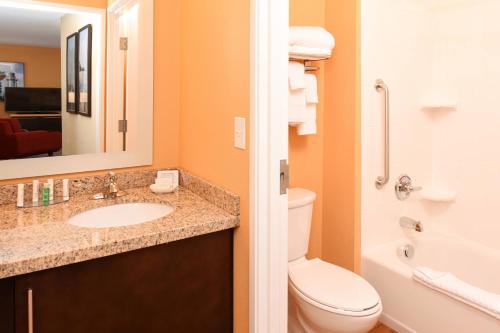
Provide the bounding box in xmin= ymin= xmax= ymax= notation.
xmin=0 ymin=0 xmax=153 ymax=179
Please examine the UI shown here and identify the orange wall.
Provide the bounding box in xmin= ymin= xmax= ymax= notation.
xmin=152 ymin=0 xmax=180 ymax=168
xmin=179 ymin=1 xmax=249 ymax=332
xmin=290 ymin=0 xmax=360 ymax=272
xmin=289 ymin=0 xmax=326 ymax=259
xmin=323 ymin=0 xmax=361 ymax=272
xmin=0 ymin=44 xmax=61 ymax=118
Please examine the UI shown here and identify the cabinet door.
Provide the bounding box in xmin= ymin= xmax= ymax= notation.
xmin=0 ymin=278 xmax=14 ymax=333
xmin=15 ymin=230 xmax=233 ymax=333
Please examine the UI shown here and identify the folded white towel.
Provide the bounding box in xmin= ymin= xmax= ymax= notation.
xmin=297 ymin=104 xmax=317 ymax=136
xmin=304 ymin=73 xmax=318 ymax=104
xmin=289 ymin=45 xmax=332 ymax=61
xmin=294 ymin=73 xmax=318 ymax=135
xmin=289 ymin=61 xmax=306 ymax=90
xmin=290 ymin=26 xmax=335 ymax=51
xmin=289 ymin=87 xmax=306 ymax=124
xmin=413 ymin=267 xmax=500 ymax=319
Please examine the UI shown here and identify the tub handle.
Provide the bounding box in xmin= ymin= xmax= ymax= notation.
xmin=395 ymin=174 xmax=422 ymax=201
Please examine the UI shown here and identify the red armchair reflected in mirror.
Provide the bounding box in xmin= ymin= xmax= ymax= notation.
xmin=0 ymin=118 xmax=61 ymax=160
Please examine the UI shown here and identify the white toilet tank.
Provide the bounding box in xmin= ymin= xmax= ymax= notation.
xmin=288 ymin=188 xmax=316 ymax=262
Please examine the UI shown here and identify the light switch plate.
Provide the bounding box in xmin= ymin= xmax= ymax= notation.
xmin=234 ymin=117 xmax=246 ymax=149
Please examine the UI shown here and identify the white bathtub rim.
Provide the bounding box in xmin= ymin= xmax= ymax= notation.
xmin=362 ymin=230 xmax=500 ymax=264
xmin=362 ymin=231 xmax=500 ymax=292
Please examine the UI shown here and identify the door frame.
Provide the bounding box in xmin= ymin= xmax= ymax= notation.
xmin=107 ymin=0 xmax=152 ymax=153
xmin=250 ymin=0 xmax=289 ymax=332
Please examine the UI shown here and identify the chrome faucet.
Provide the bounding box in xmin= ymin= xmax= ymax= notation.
xmin=92 ymin=172 xmax=128 ymax=200
xmin=399 ymin=216 xmax=424 ymax=232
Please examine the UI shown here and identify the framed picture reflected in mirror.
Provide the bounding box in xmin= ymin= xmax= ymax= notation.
xmin=78 ymin=24 xmax=92 ymax=117
xmin=0 ymin=62 xmax=24 ymax=101
xmin=66 ymin=32 xmax=78 ymax=113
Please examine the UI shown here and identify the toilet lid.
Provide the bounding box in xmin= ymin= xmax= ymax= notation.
xmin=289 ymin=258 xmax=380 ymax=312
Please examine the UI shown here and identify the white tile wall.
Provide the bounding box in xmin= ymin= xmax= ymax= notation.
xmin=361 ymin=0 xmax=500 ymax=252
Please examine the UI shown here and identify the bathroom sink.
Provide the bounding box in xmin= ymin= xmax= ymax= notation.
xmin=68 ymin=203 xmax=174 ymax=228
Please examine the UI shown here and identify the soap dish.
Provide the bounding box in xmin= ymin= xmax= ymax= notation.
xmin=150 ymin=184 xmax=176 ymax=194
xmin=420 ymin=187 xmax=456 ymax=203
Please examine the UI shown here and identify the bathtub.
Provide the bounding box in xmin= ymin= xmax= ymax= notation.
xmin=362 ymin=232 xmax=500 ymax=333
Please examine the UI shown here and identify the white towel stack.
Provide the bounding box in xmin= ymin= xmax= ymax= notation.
xmin=289 ymin=61 xmax=306 ymax=125
xmin=288 ymin=62 xmax=318 ymax=135
xmin=297 ymin=74 xmax=318 ymax=135
xmin=289 ymin=26 xmax=335 ymax=60
xmin=413 ymin=267 xmax=500 ymax=320
xmin=288 ymin=26 xmax=334 ymax=135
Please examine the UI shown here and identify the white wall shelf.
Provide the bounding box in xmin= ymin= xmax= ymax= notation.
xmin=420 ymin=186 xmax=456 ymax=202
xmin=421 ymin=100 xmax=457 ymax=112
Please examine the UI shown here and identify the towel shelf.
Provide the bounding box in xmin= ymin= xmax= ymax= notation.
xmin=289 ymin=53 xmax=330 ymax=72
xmin=289 ymin=54 xmax=330 ymax=61
xmin=289 ymin=58 xmax=324 ymax=72
xmin=304 ymin=64 xmax=320 ymax=72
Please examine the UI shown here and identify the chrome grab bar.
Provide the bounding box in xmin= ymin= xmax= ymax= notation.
xmin=375 ymin=79 xmax=390 ymax=189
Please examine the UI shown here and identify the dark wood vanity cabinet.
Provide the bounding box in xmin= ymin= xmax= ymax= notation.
xmin=0 ymin=230 xmax=233 ymax=333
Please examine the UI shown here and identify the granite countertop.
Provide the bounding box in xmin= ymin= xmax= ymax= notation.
xmin=0 ymin=186 xmax=239 ymax=279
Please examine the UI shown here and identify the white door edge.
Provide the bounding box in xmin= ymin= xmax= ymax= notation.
xmin=250 ymin=0 xmax=289 ymax=332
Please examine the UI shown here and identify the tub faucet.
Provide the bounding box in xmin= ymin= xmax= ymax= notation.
xmin=400 ymin=216 xmax=423 ymax=232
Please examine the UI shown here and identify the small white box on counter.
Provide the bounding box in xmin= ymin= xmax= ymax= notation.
xmin=157 ymin=170 xmax=179 ymax=187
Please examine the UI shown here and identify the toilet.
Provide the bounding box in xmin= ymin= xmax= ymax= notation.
xmin=288 ymin=188 xmax=382 ymax=333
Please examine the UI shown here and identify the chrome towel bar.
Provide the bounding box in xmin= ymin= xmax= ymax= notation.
xmin=375 ymin=79 xmax=390 ymax=189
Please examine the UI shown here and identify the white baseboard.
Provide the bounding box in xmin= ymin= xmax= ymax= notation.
xmin=380 ymin=313 xmax=417 ymax=333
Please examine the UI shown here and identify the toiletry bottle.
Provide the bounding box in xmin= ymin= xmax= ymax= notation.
xmin=17 ymin=184 xmax=25 ymax=208
xmin=63 ymin=179 xmax=70 ymax=201
xmin=32 ymin=180 xmax=39 ymax=204
xmin=48 ymin=179 xmax=54 ymax=201
xmin=42 ymin=183 xmax=50 ymax=205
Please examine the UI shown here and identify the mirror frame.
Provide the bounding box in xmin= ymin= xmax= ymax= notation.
xmin=0 ymin=0 xmax=153 ymax=179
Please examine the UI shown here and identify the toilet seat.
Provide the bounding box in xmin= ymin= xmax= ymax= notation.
xmin=289 ymin=258 xmax=381 ymax=317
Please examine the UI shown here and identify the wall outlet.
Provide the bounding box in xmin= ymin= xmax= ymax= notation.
xmin=234 ymin=117 xmax=246 ymax=149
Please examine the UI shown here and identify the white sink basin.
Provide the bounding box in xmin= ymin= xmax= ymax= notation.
xmin=68 ymin=203 xmax=174 ymax=228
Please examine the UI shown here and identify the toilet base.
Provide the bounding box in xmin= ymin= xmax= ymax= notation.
xmin=289 ymin=292 xmax=306 ymax=333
